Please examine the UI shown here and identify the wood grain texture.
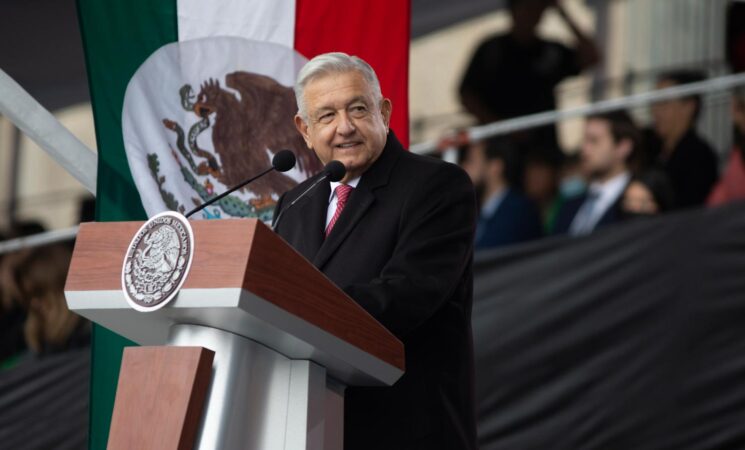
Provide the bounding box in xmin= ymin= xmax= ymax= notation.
xmin=107 ymin=346 xmax=214 ymax=450
xmin=65 ymin=219 xmax=404 ymax=370
xmin=65 ymin=220 xmax=255 ymax=291
xmin=65 ymin=221 xmax=140 ymax=291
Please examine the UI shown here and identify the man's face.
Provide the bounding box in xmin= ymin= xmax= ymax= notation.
xmin=295 ymin=70 xmax=392 ymax=182
xmin=461 ymin=141 xmax=487 ymax=186
xmin=581 ymin=118 xmax=625 ymax=179
xmin=510 ymin=0 xmax=548 ymax=34
xmin=524 ymin=161 xmax=556 ymax=202
xmin=732 ymin=96 xmax=745 ymax=135
xmin=651 ymin=79 xmax=695 ymax=139
xmin=622 ymin=181 xmax=659 ymax=214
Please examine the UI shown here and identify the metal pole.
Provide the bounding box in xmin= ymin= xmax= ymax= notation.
xmin=0 ymin=68 xmax=97 ymax=194
xmin=411 ymin=73 xmax=745 ymax=154
xmin=0 ymin=226 xmax=78 ymax=255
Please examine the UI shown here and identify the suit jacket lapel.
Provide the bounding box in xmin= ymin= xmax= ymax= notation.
xmin=294 ymin=181 xmax=329 ymax=261
xmin=312 ymin=132 xmax=403 ymax=269
xmin=597 ymin=181 xmax=629 ymax=227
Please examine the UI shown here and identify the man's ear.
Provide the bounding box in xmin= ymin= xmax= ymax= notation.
xmin=487 ymin=158 xmax=504 ymax=179
xmin=380 ymin=98 xmax=392 ymax=132
xmin=732 ymin=98 xmax=745 ymax=132
xmin=681 ymin=98 xmax=697 ymax=122
xmin=294 ymin=114 xmax=312 ymax=148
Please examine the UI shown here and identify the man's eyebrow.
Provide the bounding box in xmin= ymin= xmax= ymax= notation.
xmin=347 ymin=96 xmax=369 ymax=106
xmin=312 ymin=96 xmax=371 ymax=118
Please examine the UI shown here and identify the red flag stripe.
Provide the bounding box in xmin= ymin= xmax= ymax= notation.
xmin=294 ymin=0 xmax=410 ymax=147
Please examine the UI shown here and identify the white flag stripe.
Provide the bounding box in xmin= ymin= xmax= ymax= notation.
xmin=121 ymin=38 xmax=309 ymax=220
xmin=177 ymin=0 xmax=296 ymax=48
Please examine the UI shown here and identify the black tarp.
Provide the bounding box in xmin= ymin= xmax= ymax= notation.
xmin=0 ymin=348 xmax=89 ymax=449
xmin=473 ymin=201 xmax=745 ymax=449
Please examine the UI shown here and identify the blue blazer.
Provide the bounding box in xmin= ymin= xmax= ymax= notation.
xmin=475 ymin=189 xmax=543 ymax=250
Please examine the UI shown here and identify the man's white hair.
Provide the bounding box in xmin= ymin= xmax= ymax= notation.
xmin=294 ymin=52 xmax=383 ymax=121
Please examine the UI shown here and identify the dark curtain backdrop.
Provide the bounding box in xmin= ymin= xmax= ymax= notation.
xmin=0 ymin=348 xmax=89 ymax=450
xmin=473 ymin=201 xmax=745 ymax=449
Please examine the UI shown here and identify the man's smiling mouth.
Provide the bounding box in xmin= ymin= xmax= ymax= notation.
xmin=336 ymin=142 xmax=362 ymax=149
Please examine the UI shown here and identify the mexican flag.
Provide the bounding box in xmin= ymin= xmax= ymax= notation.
xmin=76 ymin=0 xmax=409 ymax=447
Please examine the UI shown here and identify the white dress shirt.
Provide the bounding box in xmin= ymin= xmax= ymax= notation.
xmin=569 ymin=171 xmax=630 ymax=236
xmin=326 ymin=176 xmax=361 ymax=228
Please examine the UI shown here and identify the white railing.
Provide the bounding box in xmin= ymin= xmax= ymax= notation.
xmin=3 ymin=73 xmax=745 ymax=254
xmin=411 ymin=73 xmax=745 ymax=154
xmin=0 ymin=68 xmax=97 ymax=193
xmin=0 ymin=226 xmax=79 ymax=255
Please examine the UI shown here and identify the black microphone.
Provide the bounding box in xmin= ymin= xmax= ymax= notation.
xmin=184 ymin=149 xmax=297 ymax=218
xmin=324 ymin=160 xmax=347 ymax=182
xmin=272 ymin=160 xmax=346 ymax=230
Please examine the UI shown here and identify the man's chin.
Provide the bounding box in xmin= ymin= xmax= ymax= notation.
xmin=340 ymin=161 xmax=369 ymax=181
xmin=333 ymin=156 xmax=359 ymax=171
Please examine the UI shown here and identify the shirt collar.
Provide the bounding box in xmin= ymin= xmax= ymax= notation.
xmin=588 ymin=171 xmax=630 ymax=203
xmin=328 ymin=176 xmax=361 ymax=202
xmin=480 ymin=188 xmax=509 ymax=219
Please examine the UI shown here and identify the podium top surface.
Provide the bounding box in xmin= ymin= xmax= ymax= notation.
xmin=65 ymin=219 xmax=404 ymax=386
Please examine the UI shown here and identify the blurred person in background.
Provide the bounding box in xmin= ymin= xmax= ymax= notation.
xmin=0 ymin=221 xmax=47 ymax=368
xmin=557 ymin=152 xmax=587 ymax=199
xmin=0 ymin=231 xmax=25 ymax=369
xmin=466 ymin=137 xmax=543 ymax=250
xmin=726 ymin=0 xmax=745 ymax=73
xmin=646 ymin=70 xmax=718 ymax=208
xmin=707 ymin=86 xmax=745 ymax=206
xmin=522 ymin=148 xmax=565 ymax=233
xmin=459 ymin=138 xmax=487 ymax=205
xmin=0 ymin=240 xmax=89 ymax=368
xmin=459 ymin=0 xmax=600 ymax=161
xmin=15 ymin=243 xmax=89 ymax=355
xmin=621 ymin=169 xmax=675 ymax=218
xmin=554 ymin=111 xmax=640 ymax=235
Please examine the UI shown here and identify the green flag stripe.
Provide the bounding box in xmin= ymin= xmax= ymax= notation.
xmin=76 ymin=0 xmax=177 ymax=448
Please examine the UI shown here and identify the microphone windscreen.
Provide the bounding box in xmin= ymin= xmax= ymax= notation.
xmin=272 ymin=150 xmax=296 ymax=172
xmin=325 ymin=160 xmax=346 ymax=182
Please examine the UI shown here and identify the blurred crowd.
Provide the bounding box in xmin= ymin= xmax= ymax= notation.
xmin=457 ymin=0 xmax=745 ymax=251
xmin=0 ymin=219 xmax=91 ymax=370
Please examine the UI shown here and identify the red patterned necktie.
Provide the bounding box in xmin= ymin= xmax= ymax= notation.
xmin=325 ymin=184 xmax=354 ymax=237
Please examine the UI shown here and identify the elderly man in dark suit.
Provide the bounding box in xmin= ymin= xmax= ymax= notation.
xmin=273 ymin=52 xmax=478 ymax=450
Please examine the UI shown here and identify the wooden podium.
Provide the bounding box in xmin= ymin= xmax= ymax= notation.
xmin=64 ymin=218 xmax=405 ymax=450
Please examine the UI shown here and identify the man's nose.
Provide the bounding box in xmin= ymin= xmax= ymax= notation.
xmin=336 ymin=113 xmax=356 ymax=135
